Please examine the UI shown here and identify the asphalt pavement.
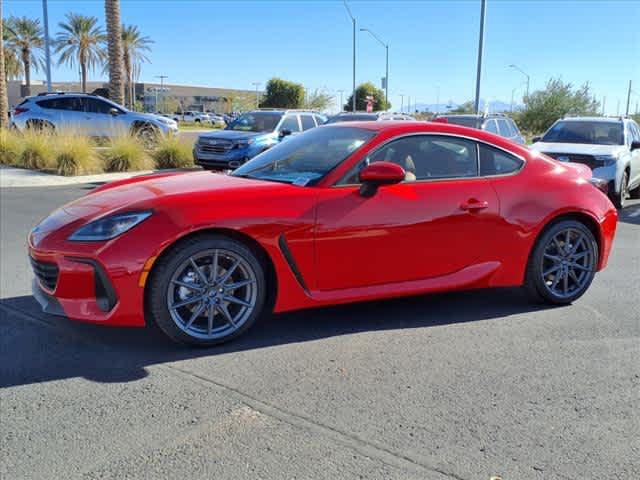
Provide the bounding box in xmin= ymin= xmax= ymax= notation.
xmin=1 ymin=185 xmax=639 ymax=480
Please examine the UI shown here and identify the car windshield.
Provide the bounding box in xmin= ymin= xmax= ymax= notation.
xmin=442 ymin=116 xmax=480 ymax=128
xmin=226 ymin=112 xmax=282 ymax=132
xmin=231 ymin=127 xmax=375 ymax=185
xmin=542 ymin=121 xmax=624 ymax=145
xmin=325 ymin=114 xmax=378 ymax=124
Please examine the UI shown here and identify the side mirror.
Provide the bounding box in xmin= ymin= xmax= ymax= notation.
xmin=631 ymin=141 xmax=640 ymax=151
xmin=279 ymin=128 xmax=292 ymax=138
xmin=109 ymin=107 xmax=119 ymax=116
xmin=531 ymin=135 xmax=542 ymax=143
xmin=358 ymin=161 xmax=405 ymax=197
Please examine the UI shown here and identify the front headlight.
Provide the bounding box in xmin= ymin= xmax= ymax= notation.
xmin=69 ymin=211 xmax=152 ymax=241
xmin=593 ymin=155 xmax=618 ymax=166
xmin=235 ymin=139 xmax=255 ymax=149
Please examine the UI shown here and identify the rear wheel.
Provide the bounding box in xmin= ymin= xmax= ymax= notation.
xmin=147 ymin=234 xmax=267 ymax=346
xmin=524 ymin=220 xmax=598 ymax=304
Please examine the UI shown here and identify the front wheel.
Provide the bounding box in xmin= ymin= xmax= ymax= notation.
xmin=147 ymin=235 xmax=267 ymax=346
xmin=611 ymin=170 xmax=629 ymax=209
xmin=524 ymin=220 xmax=598 ymax=304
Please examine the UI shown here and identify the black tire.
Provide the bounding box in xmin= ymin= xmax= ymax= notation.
xmin=610 ymin=170 xmax=629 ymax=209
xmin=524 ymin=220 xmax=598 ymax=305
xmin=146 ymin=234 xmax=267 ymax=346
xmin=195 ymin=119 xmax=201 ymax=123
xmin=629 ymin=182 xmax=640 ymax=199
xmin=134 ymin=123 xmax=159 ymax=147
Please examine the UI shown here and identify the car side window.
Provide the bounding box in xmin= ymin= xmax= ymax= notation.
xmin=84 ymin=98 xmax=115 ymax=114
xmin=301 ymin=115 xmax=316 ymax=131
xmin=484 ymin=119 xmax=498 ymax=134
xmin=630 ymin=122 xmax=640 ymax=142
xmin=341 ymin=135 xmax=479 ymax=184
xmin=508 ymin=119 xmax=521 ymax=137
xmin=314 ymin=114 xmax=326 ymax=126
xmin=479 ymin=144 xmax=524 ymax=176
xmin=280 ymin=115 xmax=300 ymax=132
xmin=37 ymin=97 xmax=83 ymax=111
xmin=496 ymin=118 xmax=512 ymax=137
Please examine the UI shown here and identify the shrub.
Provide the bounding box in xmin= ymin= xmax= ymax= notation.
xmin=0 ymin=128 xmax=23 ymax=165
xmin=20 ymin=130 xmax=55 ymax=170
xmin=103 ymin=135 xmax=153 ymax=172
xmin=54 ymin=135 xmax=102 ymax=176
xmin=152 ymin=135 xmax=193 ymax=169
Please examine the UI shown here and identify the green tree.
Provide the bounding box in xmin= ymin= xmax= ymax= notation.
xmin=259 ymin=78 xmax=304 ymax=109
xmin=303 ymin=88 xmax=333 ymax=111
xmin=2 ymin=19 xmax=23 ymax=80
xmin=343 ymin=82 xmax=390 ymax=111
xmin=5 ymin=16 xmax=43 ymax=97
xmin=0 ymin=2 xmax=7 ymax=128
xmin=54 ymin=13 xmax=106 ymax=93
xmin=516 ymin=78 xmax=600 ymax=134
xmin=121 ymin=24 xmax=152 ymax=108
xmin=448 ymin=101 xmax=474 ymax=114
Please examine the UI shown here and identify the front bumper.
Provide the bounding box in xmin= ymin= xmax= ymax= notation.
xmin=591 ymin=164 xmax=619 ymax=193
xmin=193 ymin=145 xmax=251 ymax=169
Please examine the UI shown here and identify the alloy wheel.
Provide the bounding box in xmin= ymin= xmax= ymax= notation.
xmin=540 ymin=227 xmax=596 ymax=299
xmin=167 ymin=249 xmax=258 ymax=340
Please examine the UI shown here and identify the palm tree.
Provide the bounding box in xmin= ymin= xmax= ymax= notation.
xmin=54 ymin=13 xmax=106 ymax=93
xmin=5 ymin=16 xmax=43 ymax=97
xmin=2 ymin=21 xmax=23 ymax=80
xmin=121 ymin=24 xmax=152 ymax=109
xmin=104 ymin=0 xmax=124 ymax=105
xmin=0 ymin=1 xmax=8 ymax=128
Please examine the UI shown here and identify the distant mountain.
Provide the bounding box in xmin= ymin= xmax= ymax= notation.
xmin=405 ymin=100 xmax=521 ymax=114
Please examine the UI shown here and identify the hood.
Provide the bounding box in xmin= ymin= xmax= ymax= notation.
xmin=30 ymin=172 xmax=287 ymax=245
xmin=198 ymin=130 xmax=272 ymax=141
xmin=530 ymin=142 xmax=626 ymax=156
xmin=133 ymin=111 xmax=176 ymax=124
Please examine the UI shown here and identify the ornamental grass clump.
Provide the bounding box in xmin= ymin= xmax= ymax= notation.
xmin=103 ymin=135 xmax=153 ymax=172
xmin=20 ymin=130 xmax=55 ymax=170
xmin=54 ymin=134 xmax=102 ymax=176
xmin=0 ymin=128 xmax=23 ymax=165
xmin=152 ymin=134 xmax=194 ymax=169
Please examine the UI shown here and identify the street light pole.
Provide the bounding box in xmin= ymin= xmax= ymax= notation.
xmin=155 ymin=75 xmax=168 ymax=112
xmin=360 ymin=27 xmax=389 ymax=108
xmin=435 ymin=86 xmax=440 ymax=114
xmin=625 ymin=80 xmax=632 ymax=116
xmin=42 ymin=0 xmax=52 ymax=92
xmin=509 ymin=63 xmax=530 ymax=100
xmin=473 ymin=0 xmax=486 ymax=114
xmin=252 ymin=82 xmax=261 ymax=108
xmin=399 ymin=94 xmax=404 ymax=113
xmin=344 ymin=1 xmax=357 ymax=112
xmin=337 ymin=89 xmax=345 ymax=111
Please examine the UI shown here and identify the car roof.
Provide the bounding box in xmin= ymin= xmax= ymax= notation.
xmin=559 ymin=116 xmax=622 ymax=123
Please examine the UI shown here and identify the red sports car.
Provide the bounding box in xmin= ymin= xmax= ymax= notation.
xmin=29 ymin=122 xmax=617 ymax=346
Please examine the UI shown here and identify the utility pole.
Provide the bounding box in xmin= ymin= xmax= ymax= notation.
xmin=399 ymin=94 xmax=405 ymax=113
xmin=616 ymin=99 xmax=620 ymax=116
xmin=602 ymin=96 xmax=606 ymax=116
xmin=337 ymin=89 xmax=345 ymax=111
xmin=252 ymin=82 xmax=261 ymax=108
xmin=42 ymin=0 xmax=52 ymax=92
xmin=155 ymin=75 xmax=168 ymax=112
xmin=625 ymin=80 xmax=632 ymax=117
xmin=407 ymin=95 xmax=411 ymax=114
xmin=343 ymin=1 xmax=356 ymax=112
xmin=435 ymin=86 xmax=440 ymax=114
xmin=473 ymin=0 xmax=486 ymax=114
xmin=360 ymin=28 xmax=389 ymax=108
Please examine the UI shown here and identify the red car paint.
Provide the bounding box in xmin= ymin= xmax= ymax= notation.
xmin=29 ymin=122 xmax=618 ymax=327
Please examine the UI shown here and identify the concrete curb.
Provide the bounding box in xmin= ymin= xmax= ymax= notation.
xmin=0 ymin=165 xmax=156 ymax=188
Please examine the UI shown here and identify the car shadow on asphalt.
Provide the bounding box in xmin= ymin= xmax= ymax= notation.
xmin=1 ymin=288 xmax=554 ymax=388
xmin=618 ymin=203 xmax=640 ymax=226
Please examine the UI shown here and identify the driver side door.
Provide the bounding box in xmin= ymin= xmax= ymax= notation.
xmin=314 ymin=134 xmax=500 ymax=291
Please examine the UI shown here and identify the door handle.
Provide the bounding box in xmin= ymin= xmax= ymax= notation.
xmin=460 ymin=199 xmax=489 ymax=211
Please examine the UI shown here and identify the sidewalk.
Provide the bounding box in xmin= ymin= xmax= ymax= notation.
xmin=0 ymin=165 xmax=155 ymax=188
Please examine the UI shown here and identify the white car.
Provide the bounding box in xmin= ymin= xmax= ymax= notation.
xmin=531 ymin=116 xmax=640 ymax=208
xmin=172 ymin=111 xmax=210 ymax=124
xmin=206 ymin=113 xmax=226 ymax=127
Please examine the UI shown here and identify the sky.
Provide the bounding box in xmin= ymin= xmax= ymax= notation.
xmin=4 ymin=0 xmax=640 ymax=114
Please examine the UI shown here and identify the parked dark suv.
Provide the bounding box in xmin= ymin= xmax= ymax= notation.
xmin=432 ymin=113 xmax=525 ymax=144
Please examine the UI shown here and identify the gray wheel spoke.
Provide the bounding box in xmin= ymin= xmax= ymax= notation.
xmin=185 ymin=302 xmax=206 ymax=328
xmin=216 ymin=259 xmax=240 ymax=285
xmin=563 ymin=272 xmax=569 ymax=294
xmin=568 ymin=262 xmax=592 ymax=271
xmin=550 ymin=273 xmax=562 ymax=290
xmin=223 ymin=294 xmax=251 ymax=307
xmin=207 ymin=305 xmax=215 ymax=335
xmin=570 ymin=251 xmax=588 ymax=261
xmin=172 ymin=279 xmax=204 ymax=291
xmin=544 ymin=253 xmax=561 ymax=262
xmin=553 ymin=237 xmax=566 ymax=255
xmin=172 ymin=294 xmax=205 ymax=309
xmin=543 ymin=265 xmax=560 ymax=277
xmin=189 ymin=257 xmax=209 ymax=285
xmin=225 ymin=278 xmax=256 ymax=290
xmin=218 ymin=302 xmax=237 ymax=327
xmin=209 ymin=250 xmax=219 ymax=283
xmin=568 ymin=269 xmax=580 ymax=285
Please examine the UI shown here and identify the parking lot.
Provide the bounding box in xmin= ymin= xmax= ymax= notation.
xmin=1 ymin=185 xmax=639 ymax=480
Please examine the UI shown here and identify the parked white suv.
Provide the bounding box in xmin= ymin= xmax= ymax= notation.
xmin=531 ymin=116 xmax=640 ymax=208
xmin=172 ymin=111 xmax=210 ymax=123
xmin=11 ymin=92 xmax=178 ymax=140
